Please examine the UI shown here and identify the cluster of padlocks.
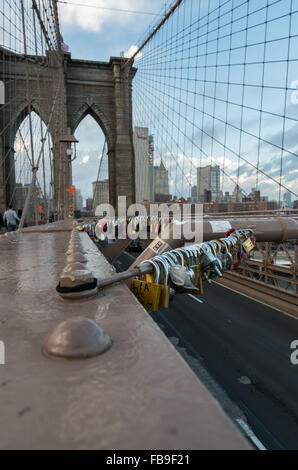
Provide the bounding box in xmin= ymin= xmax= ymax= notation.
xmin=129 ymin=229 xmax=256 ymax=312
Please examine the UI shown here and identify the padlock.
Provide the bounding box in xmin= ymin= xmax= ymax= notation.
xmin=185 ymin=246 xmax=204 ymax=295
xmin=195 ymin=264 xmax=204 ymax=294
xmin=220 ymin=239 xmax=233 ymax=270
xmin=171 ymin=249 xmax=185 ymax=266
xmin=155 ymin=255 xmax=171 ymax=308
xmin=229 ymin=236 xmax=239 ymax=269
xmin=200 ymin=243 xmax=222 ymax=278
xmin=169 ymin=265 xmax=189 ymax=287
xmin=158 ymin=253 xmax=176 ymax=302
xmin=191 ymin=247 xmax=204 ymax=294
xmin=169 ymin=262 xmax=202 ymax=294
xmin=212 ymin=240 xmax=224 ymax=267
xmin=242 ymin=236 xmax=255 ymax=254
xmin=144 ymin=272 xmax=155 ymax=283
xmin=131 ymin=259 xmax=162 ymax=312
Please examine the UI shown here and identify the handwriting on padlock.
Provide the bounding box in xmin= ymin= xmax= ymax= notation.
xmin=130 ymin=280 xmax=161 ymax=312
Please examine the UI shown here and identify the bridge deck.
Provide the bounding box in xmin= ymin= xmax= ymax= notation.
xmin=0 ymin=224 xmax=250 ymax=449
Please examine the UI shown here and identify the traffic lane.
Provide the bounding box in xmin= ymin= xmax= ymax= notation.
xmin=196 ymin=282 xmax=298 ymax=417
xmin=116 ymin=250 xmax=298 ymax=448
xmin=157 ymin=285 xmax=298 ymax=449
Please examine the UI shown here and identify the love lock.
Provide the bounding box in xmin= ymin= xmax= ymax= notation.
xmin=154 ymin=255 xmax=172 ymax=308
xmin=169 ymin=264 xmax=201 ymax=294
xmin=200 ymin=243 xmax=223 ymax=279
xmin=228 ymin=235 xmax=239 ymax=269
xmin=156 ymin=253 xmax=176 ymax=303
xmin=241 ymin=230 xmax=255 ymax=255
xmin=185 ymin=245 xmax=204 ymax=295
xmin=220 ymin=239 xmax=233 ymax=271
xmin=131 ymin=259 xmax=162 ymax=312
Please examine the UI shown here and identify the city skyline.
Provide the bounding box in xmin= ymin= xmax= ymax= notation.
xmin=64 ymin=0 xmax=297 ymax=203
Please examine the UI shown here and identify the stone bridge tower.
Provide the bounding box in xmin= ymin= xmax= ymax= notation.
xmin=0 ymin=49 xmax=136 ymax=213
xmin=65 ymin=54 xmax=136 ymax=209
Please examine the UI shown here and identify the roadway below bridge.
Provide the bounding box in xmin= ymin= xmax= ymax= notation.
xmin=113 ymin=249 xmax=298 ymax=450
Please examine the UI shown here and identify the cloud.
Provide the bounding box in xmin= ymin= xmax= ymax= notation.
xmin=79 ymin=155 xmax=90 ymax=164
xmin=124 ymin=45 xmax=142 ymax=60
xmin=58 ymin=0 xmax=162 ymax=34
xmin=77 ymin=155 xmax=89 ymax=165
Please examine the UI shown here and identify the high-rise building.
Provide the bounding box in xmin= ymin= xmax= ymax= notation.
xmin=74 ymin=188 xmax=83 ymax=211
xmin=191 ymin=185 xmax=197 ymax=201
xmin=154 ymin=160 xmax=170 ymax=202
xmin=232 ymin=184 xmax=244 ymax=203
xmin=85 ymin=198 xmax=93 ymax=213
xmin=133 ymin=126 xmax=154 ymax=202
xmin=248 ymin=188 xmax=261 ymax=202
xmin=92 ymin=180 xmax=109 ymax=212
xmin=283 ymin=191 xmax=292 ymax=208
xmin=197 ymin=165 xmax=220 ymax=202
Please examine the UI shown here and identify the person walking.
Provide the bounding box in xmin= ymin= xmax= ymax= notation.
xmin=3 ymin=205 xmax=20 ymax=232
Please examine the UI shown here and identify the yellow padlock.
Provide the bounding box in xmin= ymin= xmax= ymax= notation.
xmin=131 ymin=259 xmax=163 ymax=312
xmin=145 ymin=273 xmax=155 ymax=284
xmin=130 ymin=279 xmax=161 ymax=312
xmin=195 ymin=264 xmax=204 ymax=295
xmin=242 ymin=237 xmax=255 ymax=254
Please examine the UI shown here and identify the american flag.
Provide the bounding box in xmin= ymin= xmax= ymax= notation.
xmin=60 ymin=34 xmax=69 ymax=53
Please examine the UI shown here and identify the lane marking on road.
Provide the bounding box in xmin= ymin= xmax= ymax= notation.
xmin=238 ymin=376 xmax=252 ymax=385
xmin=213 ymin=281 xmax=298 ymax=322
xmin=235 ymin=418 xmax=267 ymax=450
xmin=188 ymin=294 xmax=204 ymax=304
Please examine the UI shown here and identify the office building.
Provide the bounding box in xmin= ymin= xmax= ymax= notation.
xmin=154 ymin=160 xmax=170 ymax=202
xmin=92 ymin=180 xmax=109 ymax=212
xmin=74 ymin=188 xmax=83 ymax=211
xmin=133 ymin=126 xmax=154 ymax=202
xmin=283 ymin=191 xmax=292 ymax=208
xmin=197 ymin=165 xmax=220 ymax=202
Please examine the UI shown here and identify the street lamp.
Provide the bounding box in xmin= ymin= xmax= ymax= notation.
xmin=59 ymin=128 xmax=79 ymax=218
xmin=60 ymin=128 xmax=78 ymax=161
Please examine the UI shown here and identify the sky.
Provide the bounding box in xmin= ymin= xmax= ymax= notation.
xmin=58 ymin=0 xmax=298 ymax=202
xmin=58 ymin=0 xmax=169 ymax=200
xmin=3 ymin=1 xmax=298 ymax=203
xmin=131 ymin=0 xmax=298 ymax=202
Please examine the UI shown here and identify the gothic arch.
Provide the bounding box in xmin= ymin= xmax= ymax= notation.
xmin=71 ymin=102 xmax=115 ymax=151
xmin=7 ymin=100 xmax=50 ymax=148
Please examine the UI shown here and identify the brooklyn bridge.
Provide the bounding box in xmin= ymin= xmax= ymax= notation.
xmin=0 ymin=0 xmax=298 ymax=451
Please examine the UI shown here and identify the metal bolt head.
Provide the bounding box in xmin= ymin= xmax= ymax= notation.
xmin=43 ymin=317 xmax=112 ymax=359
